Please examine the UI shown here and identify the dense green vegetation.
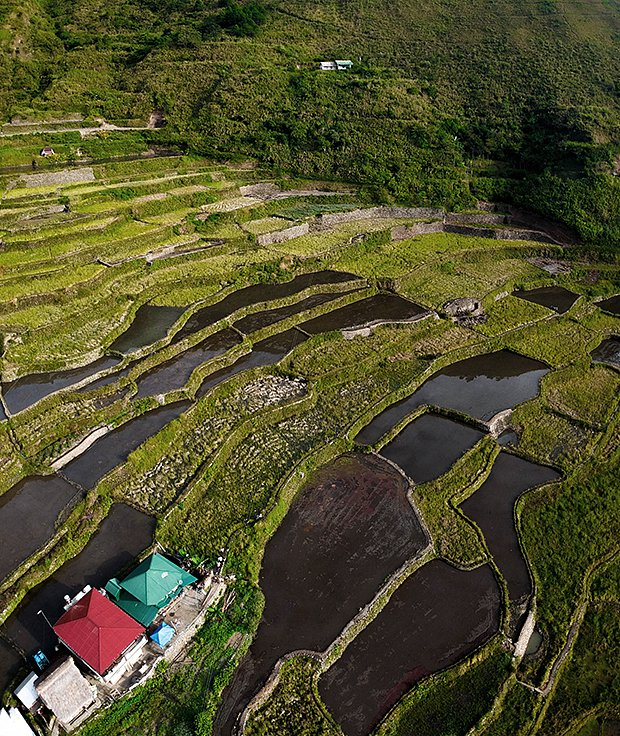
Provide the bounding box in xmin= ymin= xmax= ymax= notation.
xmin=1 ymin=0 xmax=620 ymax=250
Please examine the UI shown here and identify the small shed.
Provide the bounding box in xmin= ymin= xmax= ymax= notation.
xmin=14 ymin=672 xmax=39 ymax=710
xmin=35 ymin=657 xmax=97 ymax=730
xmin=39 ymin=147 xmax=55 ymax=157
xmin=0 ymin=708 xmax=36 ymax=736
xmin=335 ymin=59 xmax=353 ymax=70
xmin=319 ymin=61 xmax=338 ymax=71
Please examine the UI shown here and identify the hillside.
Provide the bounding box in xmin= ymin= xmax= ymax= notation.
xmin=0 ymin=155 xmax=617 ymax=736
xmin=1 ymin=0 xmax=620 ymax=251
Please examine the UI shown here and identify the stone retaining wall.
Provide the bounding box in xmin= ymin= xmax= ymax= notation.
xmin=446 ymin=212 xmax=509 ymax=225
xmin=256 ymin=222 xmax=309 ymax=246
xmin=311 ymin=206 xmax=444 ymax=230
xmin=391 ymin=221 xmax=444 ymax=240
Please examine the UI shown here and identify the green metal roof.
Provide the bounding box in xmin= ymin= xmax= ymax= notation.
xmin=114 ymin=594 xmax=160 ymax=627
xmin=118 ymin=553 xmax=197 ymax=608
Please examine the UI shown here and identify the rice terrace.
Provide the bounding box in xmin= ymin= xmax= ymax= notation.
xmin=0 ymin=0 xmax=619 ymax=733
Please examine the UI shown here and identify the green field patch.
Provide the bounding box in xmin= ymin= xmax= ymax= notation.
xmin=512 ymin=400 xmax=596 ymax=468
xmin=538 ymin=603 xmax=620 ymax=736
xmin=476 ymin=295 xmax=551 ymax=337
xmin=376 ymin=648 xmax=512 ymax=736
xmin=246 ymin=657 xmax=338 ymax=736
xmin=542 ymin=363 xmax=620 ymax=428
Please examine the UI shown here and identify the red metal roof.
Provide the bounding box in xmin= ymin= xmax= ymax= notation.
xmin=53 ymin=589 xmax=144 ymax=675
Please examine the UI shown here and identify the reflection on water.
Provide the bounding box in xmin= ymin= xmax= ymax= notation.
xmin=356 ymin=350 xmax=549 ymax=445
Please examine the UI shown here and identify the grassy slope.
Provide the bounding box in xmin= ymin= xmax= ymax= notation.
xmin=1 ymin=0 xmax=620 ymax=248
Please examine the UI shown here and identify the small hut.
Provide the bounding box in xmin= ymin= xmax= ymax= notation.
xmin=35 ymin=657 xmax=97 ymax=731
xmin=39 ymin=147 xmax=55 ymax=157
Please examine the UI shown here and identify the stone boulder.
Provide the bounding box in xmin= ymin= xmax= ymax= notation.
xmin=443 ymin=297 xmax=482 ymax=317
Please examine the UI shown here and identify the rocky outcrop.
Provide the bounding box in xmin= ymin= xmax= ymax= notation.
xmin=443 ymin=297 xmax=482 ymax=317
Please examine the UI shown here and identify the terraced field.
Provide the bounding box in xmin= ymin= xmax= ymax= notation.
xmin=0 ymin=151 xmax=618 ymax=736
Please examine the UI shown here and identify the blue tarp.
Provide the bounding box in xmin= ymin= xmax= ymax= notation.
xmin=150 ymin=622 xmax=175 ymax=648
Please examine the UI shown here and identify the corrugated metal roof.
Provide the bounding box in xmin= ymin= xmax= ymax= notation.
xmin=118 ymin=553 xmax=196 ymax=607
xmin=53 ymin=589 xmax=144 ymax=675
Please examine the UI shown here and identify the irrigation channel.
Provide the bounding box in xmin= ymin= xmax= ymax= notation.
xmin=0 ymin=504 xmax=155 ymax=693
xmin=355 ymin=349 xmax=549 ymax=445
xmin=213 ymin=453 xmax=428 ymax=736
xmin=318 ymin=560 xmax=501 ymax=736
xmin=513 ymin=285 xmax=579 ymax=313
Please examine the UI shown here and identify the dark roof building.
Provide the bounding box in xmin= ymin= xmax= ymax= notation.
xmin=53 ymin=589 xmax=144 ymax=676
xmin=35 ymin=657 xmax=97 ymax=730
xmin=105 ymin=553 xmax=196 ymax=627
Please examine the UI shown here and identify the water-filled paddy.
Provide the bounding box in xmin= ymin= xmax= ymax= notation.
xmin=108 ymin=304 xmax=186 ymax=354
xmin=513 ymin=286 xmax=579 ymax=313
xmin=356 ymin=350 xmax=549 ymax=445
xmin=170 ymin=271 xmax=358 ymax=345
xmin=196 ymin=329 xmax=308 ymax=399
xmin=0 ymin=504 xmax=154 ymax=669
xmin=0 ymin=639 xmax=22 ymax=697
xmin=0 ymin=475 xmax=81 ymax=582
xmin=379 ymin=412 xmax=485 ymax=484
xmin=319 ymin=559 xmax=501 ymax=736
xmin=61 ymin=400 xmax=190 ymax=488
xmin=232 ymin=289 xmax=361 ymax=334
xmin=460 ymin=452 xmax=560 ymax=602
xmin=213 ymin=453 xmax=427 ymax=736
xmin=298 ymin=293 xmax=427 ymax=334
xmin=596 ymin=295 xmax=620 ymax=316
xmin=591 ymin=336 xmax=620 ymax=368
xmin=2 ymin=356 xmax=120 ymax=414
xmin=135 ymin=327 xmax=241 ymax=398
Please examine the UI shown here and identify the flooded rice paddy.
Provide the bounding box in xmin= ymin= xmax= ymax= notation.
xmin=61 ymin=400 xmax=190 ymax=489
xmin=513 ymin=286 xmax=579 ymax=313
xmin=135 ymin=327 xmax=241 ymax=398
xmin=213 ymin=453 xmax=427 ymax=736
xmin=319 ymin=559 xmax=501 ymax=736
xmin=196 ymin=329 xmax=308 ymax=399
xmin=0 ymin=504 xmax=154 ymax=693
xmin=596 ymin=295 xmax=620 ymax=316
xmin=232 ymin=290 xmax=361 ymax=334
xmin=108 ymin=304 xmax=186 ymax=354
xmin=298 ymin=293 xmax=428 ymax=334
xmin=0 ymin=638 xmax=22 ymax=696
xmin=356 ymin=350 xmax=549 ymax=445
xmin=0 ymin=476 xmax=81 ymax=583
xmin=378 ymin=412 xmax=485 ymax=484
xmin=591 ymin=336 xmax=620 ymax=368
xmin=2 ymin=356 xmax=121 ymax=414
xmin=460 ymin=452 xmax=560 ymax=602
xmin=170 ymin=271 xmax=358 ymax=345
